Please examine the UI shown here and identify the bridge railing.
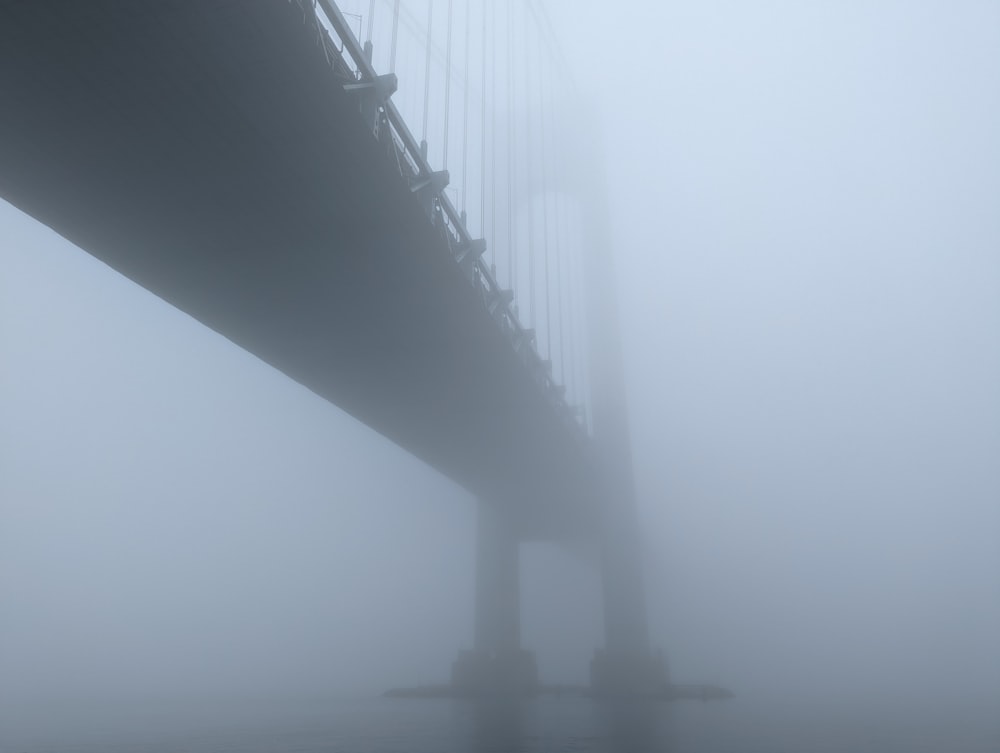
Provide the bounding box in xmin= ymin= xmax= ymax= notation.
xmin=292 ymin=0 xmax=579 ymax=432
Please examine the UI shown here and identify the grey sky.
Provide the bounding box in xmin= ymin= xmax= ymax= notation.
xmin=2 ymin=0 xmax=998 ymax=715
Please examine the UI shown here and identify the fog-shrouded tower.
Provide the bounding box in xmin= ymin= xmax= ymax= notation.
xmin=452 ymin=107 xmax=667 ymax=696
xmin=576 ymin=116 xmax=668 ymax=695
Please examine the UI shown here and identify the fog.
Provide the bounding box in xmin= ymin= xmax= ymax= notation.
xmin=568 ymin=0 xmax=1000 ymax=707
xmin=2 ymin=0 xmax=999 ymax=746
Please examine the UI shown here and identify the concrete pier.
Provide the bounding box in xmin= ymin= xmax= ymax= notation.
xmin=451 ymin=500 xmax=538 ymax=694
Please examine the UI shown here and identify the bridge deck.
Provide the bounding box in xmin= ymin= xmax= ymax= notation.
xmin=0 ymin=0 xmax=602 ymax=538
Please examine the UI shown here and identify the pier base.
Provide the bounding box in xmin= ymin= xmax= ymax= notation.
xmin=449 ymin=500 xmax=537 ymax=695
xmin=451 ymin=649 xmax=538 ymax=695
xmin=590 ymin=650 xmax=669 ymax=697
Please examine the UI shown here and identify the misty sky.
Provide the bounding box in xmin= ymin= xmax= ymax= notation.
xmin=2 ymin=0 xmax=998 ymax=715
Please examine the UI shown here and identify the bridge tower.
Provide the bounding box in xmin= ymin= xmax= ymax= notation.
xmin=448 ymin=111 xmax=667 ymax=696
xmin=578 ymin=124 xmax=669 ymax=695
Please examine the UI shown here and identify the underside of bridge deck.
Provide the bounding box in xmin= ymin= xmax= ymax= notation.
xmin=0 ymin=0 xmax=603 ymax=539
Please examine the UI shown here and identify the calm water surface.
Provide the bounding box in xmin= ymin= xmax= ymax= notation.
xmin=3 ymin=695 xmax=998 ymax=753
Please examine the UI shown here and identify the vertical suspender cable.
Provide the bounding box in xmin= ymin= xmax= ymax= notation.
xmin=546 ymin=57 xmax=560 ymax=379
xmin=480 ymin=0 xmax=488 ymax=249
xmin=556 ymin=198 xmax=565 ymax=385
xmin=442 ymin=0 xmax=454 ymax=170
xmin=389 ymin=0 xmax=401 ymax=73
xmin=577 ymin=214 xmax=590 ymax=430
xmin=565 ymin=200 xmax=577 ymax=404
xmin=506 ymin=0 xmax=516 ymax=300
xmin=490 ymin=0 xmax=497 ymax=271
xmin=549 ymin=61 xmax=566 ymax=386
xmin=524 ymin=2 xmax=535 ymax=326
xmin=535 ymin=42 xmax=552 ymax=360
xmin=421 ymin=0 xmax=433 ymax=147
xmin=564 ymin=190 xmax=581 ymax=412
xmin=366 ymin=0 xmax=376 ymax=44
xmin=540 ymin=52 xmax=551 ymax=361
xmin=553 ymin=95 xmax=566 ymax=385
xmin=461 ymin=0 xmax=470 ymax=214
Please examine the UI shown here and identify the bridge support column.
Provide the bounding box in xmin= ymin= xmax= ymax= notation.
xmin=451 ymin=500 xmax=537 ymax=695
xmin=574 ymin=112 xmax=669 ymax=697
xmin=590 ymin=506 xmax=669 ymax=696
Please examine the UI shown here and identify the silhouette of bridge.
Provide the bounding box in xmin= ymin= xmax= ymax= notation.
xmin=0 ymin=0 xmax=664 ymax=695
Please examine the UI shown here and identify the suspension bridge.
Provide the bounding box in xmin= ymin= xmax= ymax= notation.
xmin=0 ymin=0 xmax=665 ymax=695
